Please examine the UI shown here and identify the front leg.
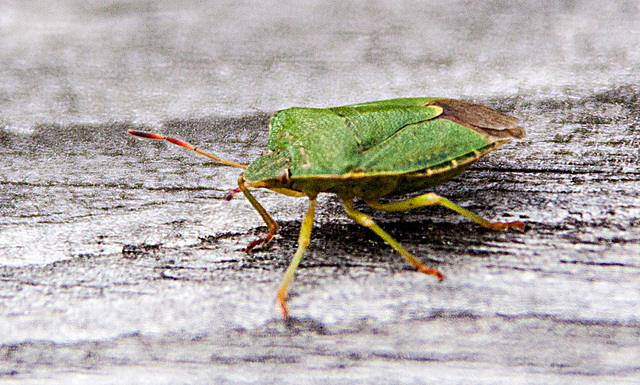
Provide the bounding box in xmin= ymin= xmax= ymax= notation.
xmin=238 ymin=175 xmax=279 ymax=251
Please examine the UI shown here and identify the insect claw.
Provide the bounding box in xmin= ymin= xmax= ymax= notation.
xmin=243 ymin=239 xmax=263 ymax=252
xmin=416 ymin=265 xmax=444 ymax=281
xmin=243 ymin=232 xmax=275 ymax=252
xmin=278 ymin=292 xmax=290 ymax=319
xmin=486 ymin=220 xmax=526 ymax=231
xmin=509 ymin=221 xmax=527 ymax=231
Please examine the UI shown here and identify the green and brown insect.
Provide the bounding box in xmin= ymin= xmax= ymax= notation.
xmin=129 ymin=97 xmax=526 ymax=317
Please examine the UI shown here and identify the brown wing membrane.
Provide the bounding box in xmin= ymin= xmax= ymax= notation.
xmin=427 ymin=99 xmax=526 ymax=139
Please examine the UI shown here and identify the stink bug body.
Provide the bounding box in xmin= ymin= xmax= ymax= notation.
xmin=129 ymin=97 xmax=526 ymax=317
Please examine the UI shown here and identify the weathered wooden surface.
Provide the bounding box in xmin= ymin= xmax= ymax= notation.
xmin=1 ymin=1 xmax=640 ymax=383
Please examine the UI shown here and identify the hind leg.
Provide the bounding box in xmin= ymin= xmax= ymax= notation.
xmin=366 ymin=193 xmax=525 ymax=231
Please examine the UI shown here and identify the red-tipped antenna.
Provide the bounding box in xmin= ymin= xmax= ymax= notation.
xmin=128 ymin=130 xmax=248 ymax=170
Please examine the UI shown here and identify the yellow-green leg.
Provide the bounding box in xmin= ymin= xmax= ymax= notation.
xmin=238 ymin=175 xmax=279 ymax=251
xmin=343 ymin=199 xmax=444 ymax=280
xmin=366 ymin=192 xmax=525 ymax=231
xmin=277 ymin=195 xmax=317 ymax=318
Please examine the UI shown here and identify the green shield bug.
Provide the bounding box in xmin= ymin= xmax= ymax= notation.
xmin=128 ymin=97 xmax=526 ymax=317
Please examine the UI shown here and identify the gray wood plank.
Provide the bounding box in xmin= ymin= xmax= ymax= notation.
xmin=1 ymin=1 xmax=639 ymax=383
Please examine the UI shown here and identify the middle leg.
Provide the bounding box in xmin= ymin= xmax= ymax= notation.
xmin=343 ymin=199 xmax=443 ymax=280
